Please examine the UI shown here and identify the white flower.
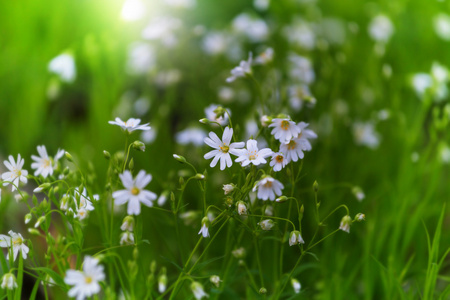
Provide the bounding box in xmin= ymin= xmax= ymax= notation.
xmin=283 ymin=19 xmax=316 ymax=50
xmin=291 ymin=278 xmax=301 ymax=294
xmin=198 ymin=217 xmax=210 ymax=238
xmin=226 ymin=53 xmax=253 ymax=83
xmin=210 ymin=275 xmax=221 ymax=288
xmin=2 ymin=154 xmax=28 ymax=191
xmin=108 ymin=117 xmax=151 ymax=133
xmin=288 ymin=54 xmax=315 ymax=84
xmin=48 ymin=53 xmax=76 ymax=83
xmin=64 ymin=256 xmax=105 ymax=300
xmin=253 ymin=176 xmax=284 ymax=201
xmin=270 ymin=152 xmax=288 ymax=172
xmin=1 ymin=273 xmax=18 ymax=290
xmin=176 ymin=127 xmax=207 ymax=146
xmin=434 ymin=13 xmax=450 ymax=41
xmin=204 ymin=104 xmax=230 ymax=126
xmin=31 ymin=145 xmax=64 ymax=178
xmin=120 ymin=231 xmax=135 ymax=245
xmin=289 ymin=230 xmax=305 ymax=246
xmin=223 ymin=184 xmax=235 ymax=195
xmin=269 ymin=118 xmax=301 ymax=143
xmin=254 ymin=47 xmax=274 ymax=65
xmin=339 ymin=215 xmax=352 ymax=233
xmin=113 ymin=170 xmax=157 ymax=215
xmin=352 ymin=122 xmax=380 ymax=149
xmin=158 ymin=273 xmax=168 ymax=293
xmin=121 ymin=215 xmax=135 ymax=231
xmin=280 ymin=124 xmax=317 ymax=162
xmin=67 ymin=188 xmax=95 ymax=220
xmin=235 ymin=139 xmax=273 ymax=167
xmin=0 ymin=230 xmax=29 ymax=261
xmin=352 ymin=186 xmax=365 ymax=201
xmin=258 ymin=219 xmax=274 ymax=230
xmin=356 ymin=213 xmax=365 ymax=221
xmin=190 ymin=281 xmax=208 ymax=300
xmin=204 ymin=127 xmax=244 ymax=170
xmin=368 ymin=14 xmax=394 ymax=43
xmin=237 ymin=201 xmax=247 ymax=215
xmin=232 ymin=13 xmax=268 ymax=42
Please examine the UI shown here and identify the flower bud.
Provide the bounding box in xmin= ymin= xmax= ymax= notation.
xmin=190 ymin=281 xmax=208 ymax=300
xmin=194 ymin=173 xmax=205 ymax=180
xmin=35 ymin=216 xmax=46 ymax=228
xmin=173 ymin=154 xmax=186 ymax=163
xmin=210 ymin=275 xmax=221 ymax=288
xmin=275 ymin=196 xmax=288 ymax=203
xmin=260 ymin=115 xmax=272 ymax=127
xmin=199 ymin=118 xmax=210 ymax=124
xmin=339 ymin=215 xmax=352 ymax=233
xmin=121 ymin=215 xmax=135 ymax=231
xmin=291 ymin=278 xmax=301 ymax=294
xmin=158 ymin=267 xmax=167 ymax=293
xmin=150 ymin=261 xmax=157 ymax=274
xmin=34 ymin=183 xmax=51 ymax=194
xmin=1 ymin=273 xmax=18 ymax=290
xmin=65 ymin=151 xmax=73 ymax=162
xmin=355 ymin=213 xmax=365 ymax=222
xmin=120 ymin=231 xmax=135 ymax=245
xmin=225 ymin=196 xmax=234 ymax=207
xmin=352 ymin=186 xmax=365 ymax=201
xmin=259 ymin=287 xmax=267 ymax=294
xmin=236 ymin=201 xmax=247 ymax=216
xmin=223 ymin=184 xmax=235 ymax=195
xmin=232 ymin=247 xmax=246 ymax=259
xmin=289 ymin=230 xmax=305 ymax=246
xmin=258 ymin=219 xmax=275 ymax=230
xmin=60 ymin=195 xmax=69 ymax=211
xmin=198 ymin=217 xmax=210 ymax=238
xmin=128 ymin=158 xmax=134 ymax=170
xmin=103 ymin=150 xmax=111 ymax=159
xmin=24 ymin=213 xmax=32 ymax=224
xmin=28 ymin=228 xmax=40 ymax=235
xmin=313 ymin=180 xmax=319 ymax=192
xmin=213 ymin=106 xmax=226 ymax=119
xmin=132 ymin=141 xmax=146 ymax=152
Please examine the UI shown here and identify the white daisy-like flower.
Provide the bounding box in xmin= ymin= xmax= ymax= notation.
xmin=204 ymin=127 xmax=244 ymax=170
xmin=198 ymin=217 xmax=210 ymax=238
xmin=191 ymin=281 xmax=208 ymax=300
xmin=226 ymin=52 xmax=253 ymax=83
xmin=64 ymin=256 xmax=105 ymax=300
xmin=2 ymin=154 xmax=28 ymax=192
xmin=280 ymin=124 xmax=317 ymax=162
xmin=108 ymin=117 xmax=151 ymax=133
xmin=289 ymin=230 xmax=305 ymax=246
xmin=0 ymin=230 xmax=29 ymax=261
xmin=269 ymin=118 xmax=301 ymax=143
xmin=31 ymin=145 xmax=65 ymax=178
xmin=204 ymin=104 xmax=230 ymax=126
xmin=113 ymin=170 xmax=157 ymax=215
xmin=235 ymin=139 xmax=273 ymax=167
xmin=252 ymin=176 xmax=284 ymax=201
xmin=269 ymin=152 xmax=288 ymax=172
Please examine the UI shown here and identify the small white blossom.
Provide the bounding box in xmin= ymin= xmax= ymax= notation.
xmin=210 ymin=275 xmax=221 ymax=288
xmin=120 ymin=231 xmax=135 ymax=245
xmin=191 ymin=281 xmax=208 ymax=300
xmin=270 ymin=152 xmax=288 ymax=172
xmin=2 ymin=154 xmax=28 ymax=192
xmin=353 ymin=122 xmax=380 ymax=149
xmin=1 ymin=273 xmax=18 ymax=290
xmin=223 ymin=184 xmax=235 ymax=195
xmin=269 ymin=118 xmax=301 ymax=143
xmin=258 ymin=219 xmax=274 ymax=230
xmin=113 ymin=170 xmax=157 ymax=215
xmin=339 ymin=215 xmax=352 ymax=233
xmin=291 ymin=278 xmax=301 ymax=294
xmin=48 ymin=53 xmax=76 ymax=83
xmin=235 ymin=139 xmax=273 ymax=167
xmin=237 ymin=201 xmax=247 ymax=215
xmin=120 ymin=216 xmax=135 ymax=231
xmin=368 ymin=14 xmax=394 ymax=43
xmin=252 ymin=176 xmax=284 ymax=201
xmin=204 ymin=104 xmax=230 ymax=126
xmin=352 ymin=186 xmax=365 ymax=201
xmin=64 ymin=256 xmax=105 ymax=300
xmin=31 ymin=145 xmax=65 ymax=178
xmin=158 ymin=272 xmax=168 ymax=293
xmin=198 ymin=217 xmax=210 ymax=238
xmin=226 ymin=53 xmax=253 ymax=83
xmin=434 ymin=13 xmax=450 ymax=41
xmin=108 ymin=117 xmax=151 ymax=133
xmin=254 ymin=47 xmax=274 ymax=65
xmin=67 ymin=188 xmax=95 ymax=220
xmin=232 ymin=247 xmax=246 ymax=258
xmin=204 ymin=127 xmax=244 ymax=170
xmin=232 ymin=13 xmax=268 ymax=42
xmin=0 ymin=230 xmax=29 ymax=261
xmin=289 ymin=230 xmax=304 ymax=246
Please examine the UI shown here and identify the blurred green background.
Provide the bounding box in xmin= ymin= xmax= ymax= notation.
xmin=1 ymin=0 xmax=450 ymax=299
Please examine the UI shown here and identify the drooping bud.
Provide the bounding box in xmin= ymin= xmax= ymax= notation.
xmin=275 ymin=196 xmax=288 ymax=203
xmin=236 ymin=201 xmax=248 ymax=216
xmin=210 ymin=275 xmax=221 ymax=288
xmin=1 ymin=273 xmax=18 ymax=290
xmin=64 ymin=151 xmax=73 ymax=162
xmin=158 ymin=267 xmax=167 ymax=293
xmin=173 ymin=154 xmax=186 ymax=163
xmin=355 ymin=213 xmax=365 ymax=222
xmin=291 ymin=278 xmax=301 ymax=294
xmin=222 ymin=184 xmax=235 ymax=195
xmin=103 ymin=150 xmax=111 ymax=159
xmin=121 ymin=215 xmax=135 ymax=231
xmin=34 ymin=216 xmax=46 ymax=228
xmin=289 ymin=230 xmax=305 ymax=246
xmin=194 ymin=173 xmax=205 ymax=180
xmin=339 ymin=215 xmax=352 ymax=233
xmin=259 ymin=287 xmax=267 ymax=294
xmin=258 ymin=219 xmax=275 ymax=230
xmin=132 ymin=140 xmax=146 ymax=152
xmin=24 ymin=214 xmax=32 ymax=224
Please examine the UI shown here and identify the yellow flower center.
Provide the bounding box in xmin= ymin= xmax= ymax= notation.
xmin=281 ymin=120 xmax=290 ymax=130
xmin=219 ymin=145 xmax=229 ymax=153
xmin=13 ymin=238 xmax=22 ymax=246
xmin=287 ymin=140 xmax=296 ymax=150
xmin=263 ymin=181 xmax=273 ymax=188
xmin=276 ymin=155 xmax=283 ymax=163
xmin=131 ymin=187 xmax=140 ymax=195
xmin=85 ymin=276 xmax=93 ymax=284
xmin=43 ymin=159 xmax=50 ymax=168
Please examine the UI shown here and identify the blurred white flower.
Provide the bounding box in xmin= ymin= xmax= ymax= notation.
xmin=232 ymin=13 xmax=269 ymax=42
xmin=352 ymin=186 xmax=365 ymax=202
xmin=254 ymin=47 xmax=274 ymax=65
xmin=64 ymin=256 xmax=105 ymax=300
xmin=258 ymin=219 xmax=274 ymax=230
xmin=164 ymin=0 xmax=196 ymax=8
xmin=253 ymin=0 xmax=270 ymax=10
xmin=235 ymin=139 xmax=273 ymax=167
xmin=339 ymin=215 xmax=352 ymax=233
xmin=352 ymin=122 xmax=380 ymax=149
xmin=226 ymin=53 xmax=253 ymax=83
xmin=202 ymin=31 xmax=231 ymax=56
xmin=31 ymin=145 xmax=64 ymax=178
xmin=126 ymin=42 xmax=155 ymax=75
xmin=109 ymin=117 xmax=151 ymax=133
xmin=368 ymin=14 xmax=394 ymax=43
xmin=141 ymin=129 xmax=157 ymax=144
xmin=48 ymin=53 xmax=76 ymax=83
xmin=291 ymin=278 xmax=301 ymax=294
xmin=2 ymin=154 xmax=28 ymax=192
xmin=0 ymin=230 xmax=29 ymax=261
xmin=191 ymin=281 xmax=208 ymax=299
xmin=176 ymin=127 xmax=207 ymax=146
xmin=113 ymin=170 xmax=157 ymax=215
xmin=288 ymin=85 xmax=316 ymax=112
xmin=411 ymin=73 xmax=433 ymax=98
xmin=289 ymin=54 xmax=315 ymax=84
xmin=120 ymin=231 xmax=135 ymax=245
xmin=204 ymin=104 xmax=230 ymax=126
xmin=433 ymin=13 xmax=450 ymax=41
xmin=289 ymin=230 xmax=304 ymax=246
xmin=154 ymin=69 xmax=182 ymax=87
xmin=283 ymin=19 xmax=316 ymax=50
xmin=217 ymin=86 xmax=235 ymax=102
xmin=210 ymin=275 xmax=221 ymax=288
xmin=269 ymin=118 xmax=301 ymax=143
xmin=204 ymin=127 xmax=244 ymax=170
xmin=253 ymin=176 xmax=284 ymax=201
xmin=270 ymin=152 xmax=288 ymax=172
xmin=120 ymin=0 xmax=146 ymax=22
xmin=1 ymin=273 xmax=17 ymax=290
xmin=142 ymin=16 xmax=182 ymax=47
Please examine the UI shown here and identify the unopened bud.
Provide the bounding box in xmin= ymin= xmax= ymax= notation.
xmin=103 ymin=150 xmax=111 ymax=159
xmin=35 ymin=216 xmax=45 ymax=228
xmin=128 ymin=158 xmax=134 ymax=170
xmin=65 ymin=152 xmax=73 ymax=162
xmin=275 ymin=196 xmax=288 ymax=203
xmin=313 ymin=181 xmax=319 ymax=192
xmin=173 ymin=154 xmax=186 ymax=163
xmin=259 ymin=287 xmax=267 ymax=294
xmin=121 ymin=215 xmax=135 ymax=231
xmin=355 ymin=213 xmax=365 ymax=221
xmin=132 ymin=141 xmax=146 ymax=152
xmin=150 ymin=261 xmax=157 ymax=274
xmin=210 ymin=275 xmax=221 ymax=288
xmin=339 ymin=215 xmax=352 ymax=233
xmin=236 ymin=201 xmax=247 ymax=216
xmin=199 ymin=118 xmax=210 ymax=124
xmin=225 ymin=196 xmax=234 ymax=207
xmin=28 ymin=228 xmax=40 ymax=235
xmin=194 ymin=173 xmax=205 ymax=180
xmin=223 ymin=184 xmax=235 ymax=195
xmin=260 ymin=115 xmax=272 ymax=127
xmin=24 ymin=214 xmax=32 ymax=224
